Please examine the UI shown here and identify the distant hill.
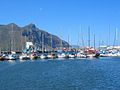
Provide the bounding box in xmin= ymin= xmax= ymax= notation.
xmin=0 ymin=23 xmax=69 ymax=51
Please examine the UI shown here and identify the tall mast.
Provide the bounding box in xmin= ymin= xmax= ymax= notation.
xmin=60 ymin=36 xmax=63 ymax=50
xmin=51 ymin=34 xmax=52 ymax=51
xmin=113 ymin=28 xmax=118 ymax=47
xmin=98 ymin=39 xmax=101 ymax=50
xmin=68 ymin=35 xmax=70 ymax=50
xmin=115 ymin=28 xmax=118 ymax=46
xmin=88 ymin=26 xmax=90 ymax=47
xmin=108 ymin=25 xmax=110 ymax=46
xmin=94 ymin=34 xmax=96 ymax=49
xmin=81 ymin=26 xmax=84 ymax=48
xmin=20 ymin=30 xmax=23 ymax=51
xmin=11 ymin=24 xmax=14 ymax=52
xmin=24 ymin=35 xmax=27 ymax=49
xmin=77 ymin=30 xmax=80 ymax=48
xmin=42 ymin=33 xmax=44 ymax=53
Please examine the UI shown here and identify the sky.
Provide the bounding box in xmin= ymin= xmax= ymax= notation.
xmin=0 ymin=0 xmax=120 ymax=47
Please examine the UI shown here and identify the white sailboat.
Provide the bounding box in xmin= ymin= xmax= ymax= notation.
xmin=7 ymin=24 xmax=17 ymax=60
xmin=40 ymin=33 xmax=47 ymax=59
xmin=57 ymin=36 xmax=68 ymax=59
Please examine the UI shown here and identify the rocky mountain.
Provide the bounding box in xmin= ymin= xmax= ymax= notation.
xmin=0 ymin=23 xmax=69 ymax=51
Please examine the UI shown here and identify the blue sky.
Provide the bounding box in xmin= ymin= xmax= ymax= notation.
xmin=0 ymin=0 xmax=120 ymax=47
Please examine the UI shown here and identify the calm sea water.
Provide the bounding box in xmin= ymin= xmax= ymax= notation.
xmin=0 ymin=58 xmax=120 ymax=90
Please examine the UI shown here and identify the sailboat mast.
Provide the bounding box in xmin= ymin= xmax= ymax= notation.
xmin=113 ymin=28 xmax=118 ymax=47
xmin=11 ymin=24 xmax=14 ymax=52
xmin=116 ymin=28 xmax=118 ymax=46
xmin=51 ymin=35 xmax=52 ymax=51
xmin=81 ymin=26 xmax=84 ymax=48
xmin=108 ymin=25 xmax=110 ymax=46
xmin=42 ymin=33 xmax=44 ymax=53
xmin=20 ymin=30 xmax=23 ymax=51
xmin=68 ymin=35 xmax=70 ymax=50
xmin=77 ymin=30 xmax=79 ymax=48
xmin=94 ymin=34 xmax=96 ymax=49
xmin=60 ymin=36 xmax=63 ymax=50
xmin=88 ymin=27 xmax=90 ymax=47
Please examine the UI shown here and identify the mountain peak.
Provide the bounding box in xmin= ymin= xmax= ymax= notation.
xmin=8 ymin=23 xmax=17 ymax=26
xmin=28 ymin=23 xmax=36 ymax=27
xmin=26 ymin=23 xmax=37 ymax=31
xmin=7 ymin=23 xmax=19 ymax=28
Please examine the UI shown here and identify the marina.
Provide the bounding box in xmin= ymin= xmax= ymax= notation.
xmin=1 ymin=45 xmax=120 ymax=61
xmin=1 ymin=0 xmax=120 ymax=90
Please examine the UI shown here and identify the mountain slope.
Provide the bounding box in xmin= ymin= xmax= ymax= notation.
xmin=0 ymin=23 xmax=69 ymax=51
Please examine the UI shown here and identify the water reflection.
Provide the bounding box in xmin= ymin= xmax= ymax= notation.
xmin=19 ymin=59 xmax=26 ymax=62
xmin=7 ymin=60 xmax=16 ymax=64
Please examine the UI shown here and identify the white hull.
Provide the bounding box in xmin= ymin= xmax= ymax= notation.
xmin=19 ymin=55 xmax=30 ymax=60
xmin=40 ymin=54 xmax=47 ymax=59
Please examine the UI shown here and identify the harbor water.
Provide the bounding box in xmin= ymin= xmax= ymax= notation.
xmin=0 ymin=58 xmax=120 ymax=90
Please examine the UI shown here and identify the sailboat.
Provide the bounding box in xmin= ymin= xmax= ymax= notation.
xmin=76 ymin=26 xmax=87 ymax=58
xmin=47 ymin=35 xmax=57 ymax=59
xmin=19 ymin=30 xmax=30 ymax=60
xmin=85 ymin=27 xmax=100 ymax=58
xmin=6 ymin=24 xmax=17 ymax=60
xmin=108 ymin=28 xmax=120 ymax=57
xmin=40 ymin=33 xmax=47 ymax=59
xmin=67 ymin=35 xmax=76 ymax=58
xmin=57 ymin=36 xmax=68 ymax=59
